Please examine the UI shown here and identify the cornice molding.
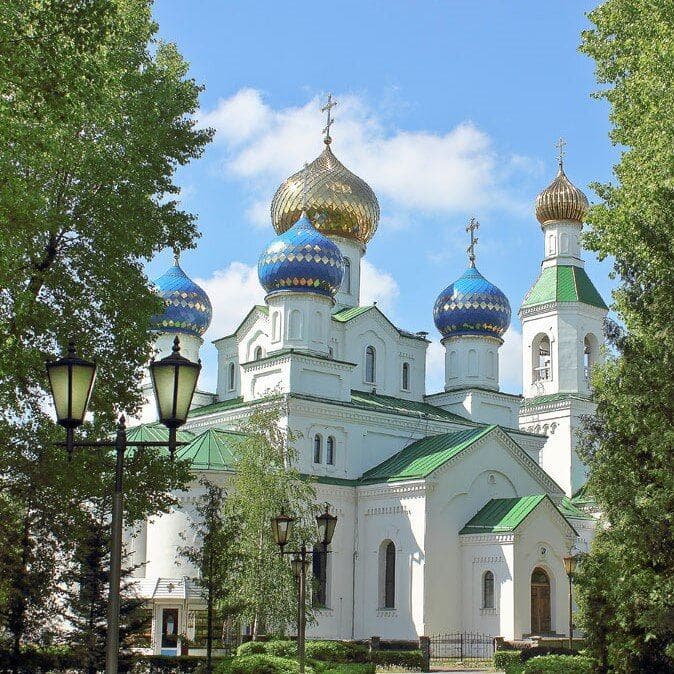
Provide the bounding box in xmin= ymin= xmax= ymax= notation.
xmin=460 ymin=533 xmax=515 ymax=545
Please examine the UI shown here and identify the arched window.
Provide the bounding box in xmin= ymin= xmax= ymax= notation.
xmin=468 ymin=349 xmax=478 ymax=376
xmin=271 ymin=311 xmax=280 ymax=341
xmin=365 ymin=346 xmax=376 ymax=383
xmin=326 ymin=436 xmax=335 ymax=465
xmin=487 ymin=351 xmax=496 ymax=379
xmin=533 ymin=334 xmax=551 ymax=382
xmin=401 ymin=362 xmax=410 ymax=391
xmin=379 ymin=541 xmax=396 ymax=609
xmin=314 ymin=311 xmax=324 ymax=341
xmin=228 ymin=362 xmax=236 ymax=390
xmin=584 ymin=334 xmax=598 ymax=382
xmin=448 ymin=350 xmax=458 ymax=380
xmin=483 ymin=570 xmax=495 ymax=609
xmin=313 ymin=434 xmax=322 ymax=464
xmin=343 ymin=258 xmax=351 ymax=294
xmin=312 ymin=544 xmax=328 ymax=607
xmin=254 ymin=346 xmax=263 ymax=361
xmin=289 ymin=309 xmax=302 ymax=339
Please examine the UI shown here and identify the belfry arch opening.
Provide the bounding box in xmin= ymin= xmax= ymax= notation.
xmin=532 ymin=334 xmax=552 ymax=383
xmin=584 ymin=333 xmax=599 ymax=382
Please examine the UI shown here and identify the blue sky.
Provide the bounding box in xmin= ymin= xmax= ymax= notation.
xmin=149 ymin=0 xmax=617 ymax=394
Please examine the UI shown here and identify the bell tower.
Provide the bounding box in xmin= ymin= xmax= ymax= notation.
xmin=519 ymin=142 xmax=607 ymax=496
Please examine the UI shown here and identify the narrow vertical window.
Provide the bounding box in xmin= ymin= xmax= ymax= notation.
xmin=228 ymin=362 xmax=235 ymax=390
xmin=312 ymin=544 xmax=327 ymax=607
xmin=383 ymin=541 xmax=395 ymax=609
xmin=326 ymin=436 xmax=335 ymax=465
xmin=289 ymin=309 xmax=302 ymax=339
xmin=365 ymin=346 xmax=376 ymax=383
xmin=254 ymin=346 xmax=263 ymax=361
xmin=313 ymin=434 xmax=322 ymax=464
xmin=343 ymin=258 xmax=351 ymax=294
xmin=401 ymin=362 xmax=410 ymax=390
xmin=483 ymin=570 xmax=495 ymax=609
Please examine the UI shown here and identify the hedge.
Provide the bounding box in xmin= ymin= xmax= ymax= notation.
xmin=236 ymin=641 xmax=268 ymax=657
xmin=369 ymin=649 xmax=424 ymax=670
xmin=305 ymin=641 xmax=368 ymax=663
xmin=321 ymin=666 xmax=375 ymax=674
xmin=131 ymin=655 xmax=230 ymax=673
xmin=519 ymin=645 xmax=573 ymax=662
xmin=221 ymin=654 xmax=313 ymax=674
xmin=523 ymin=654 xmax=594 ymax=674
xmin=494 ymin=650 xmax=522 ymax=670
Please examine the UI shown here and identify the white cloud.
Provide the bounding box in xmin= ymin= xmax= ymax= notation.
xmin=500 ymin=326 xmax=523 ymax=393
xmin=200 ymin=89 xmax=533 ymax=225
xmin=360 ymin=259 xmax=400 ymax=315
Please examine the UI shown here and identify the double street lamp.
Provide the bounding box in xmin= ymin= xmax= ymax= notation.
xmin=271 ymin=505 xmax=338 ymax=674
xmin=46 ymin=336 xmax=200 ymax=674
xmin=563 ymin=552 xmax=580 ymax=652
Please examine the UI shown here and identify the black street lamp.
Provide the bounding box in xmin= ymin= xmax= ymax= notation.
xmin=563 ymin=552 xmax=580 ymax=651
xmin=271 ymin=504 xmax=338 ymax=674
xmin=46 ymin=335 xmax=200 ymax=674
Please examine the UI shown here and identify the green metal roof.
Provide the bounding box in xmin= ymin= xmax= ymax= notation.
xmin=188 ymin=396 xmax=247 ymax=418
xmin=126 ymin=424 xmax=194 ymax=444
xmin=332 ymin=305 xmax=373 ymax=322
xmin=460 ymin=495 xmax=547 ymax=534
xmin=350 ymin=390 xmax=473 ymax=424
xmin=520 ymin=392 xmax=592 ymax=410
xmin=176 ymin=428 xmax=243 ymax=471
xmin=360 ymin=426 xmax=493 ymax=484
xmin=559 ymin=496 xmax=595 ymax=520
xmin=522 ymin=265 xmax=607 ymax=309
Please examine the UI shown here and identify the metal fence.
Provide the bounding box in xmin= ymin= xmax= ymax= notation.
xmin=429 ymin=631 xmax=495 ymax=661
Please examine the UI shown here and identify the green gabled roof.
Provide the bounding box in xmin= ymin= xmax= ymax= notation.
xmin=460 ymin=495 xmax=547 ymax=534
xmin=350 ymin=390 xmax=474 ymax=424
xmin=522 ymin=265 xmax=607 ymax=309
xmin=360 ymin=426 xmax=493 ymax=484
xmin=332 ymin=305 xmax=373 ymax=322
xmin=176 ymin=428 xmax=244 ymax=471
xmin=126 ymin=424 xmax=194 ymax=444
xmin=520 ymin=392 xmax=592 ymax=410
xmin=559 ymin=496 xmax=595 ymax=521
xmin=188 ymin=396 xmax=246 ymax=419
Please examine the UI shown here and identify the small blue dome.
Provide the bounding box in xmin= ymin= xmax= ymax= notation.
xmin=433 ymin=266 xmax=511 ymax=340
xmin=258 ymin=213 xmax=344 ymax=299
xmin=151 ymin=257 xmax=212 ymax=337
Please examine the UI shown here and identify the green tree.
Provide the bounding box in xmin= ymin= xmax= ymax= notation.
xmin=179 ymin=479 xmax=243 ymax=674
xmin=0 ymin=0 xmax=210 ymax=656
xmin=228 ymin=402 xmax=316 ymax=638
xmin=577 ymin=1 xmax=674 ymax=671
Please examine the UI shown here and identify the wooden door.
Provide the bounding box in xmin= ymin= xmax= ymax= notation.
xmin=531 ymin=568 xmax=551 ymax=634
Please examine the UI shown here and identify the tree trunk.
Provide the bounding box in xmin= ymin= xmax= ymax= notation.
xmin=9 ymin=514 xmax=31 ymax=674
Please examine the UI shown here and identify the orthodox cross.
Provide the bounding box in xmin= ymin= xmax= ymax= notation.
xmin=302 ymin=162 xmax=309 ymax=211
xmin=556 ymin=137 xmax=566 ymax=170
xmin=466 ymin=217 xmax=479 ymax=267
xmin=321 ymin=93 xmax=337 ymax=144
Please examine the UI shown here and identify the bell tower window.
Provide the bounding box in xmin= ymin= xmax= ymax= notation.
xmin=532 ymin=334 xmax=552 ymax=383
xmin=343 ymin=258 xmax=351 ymax=294
xmin=365 ymin=346 xmax=376 ymax=384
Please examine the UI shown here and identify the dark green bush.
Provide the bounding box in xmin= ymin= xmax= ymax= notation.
xmin=370 ymin=649 xmax=424 ymax=669
xmin=265 ymin=640 xmax=298 ymax=658
xmin=520 ymin=645 xmax=573 ymax=662
xmin=224 ymin=654 xmax=312 ymax=674
xmin=494 ymin=649 xmax=522 ymax=670
xmin=321 ymin=665 xmax=375 ymax=674
xmin=131 ymin=655 xmax=230 ymax=673
xmin=523 ymin=654 xmax=594 ymax=674
xmin=304 ymin=641 xmax=368 ymax=663
xmin=0 ymin=645 xmax=80 ymax=673
xmin=236 ymin=641 xmax=267 ymax=657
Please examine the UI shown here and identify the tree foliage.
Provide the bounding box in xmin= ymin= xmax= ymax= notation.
xmin=228 ymin=402 xmax=316 ymax=638
xmin=577 ymin=1 xmax=674 ymax=671
xmin=0 ymin=0 xmax=210 ymax=653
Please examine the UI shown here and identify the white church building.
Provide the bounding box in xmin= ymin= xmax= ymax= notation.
xmin=127 ymin=118 xmax=605 ymax=654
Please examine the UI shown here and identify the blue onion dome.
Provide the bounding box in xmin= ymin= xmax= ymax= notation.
xmin=150 ymin=253 xmax=212 ymax=337
xmin=433 ymin=266 xmax=511 ymax=340
xmin=258 ymin=212 xmax=344 ymax=299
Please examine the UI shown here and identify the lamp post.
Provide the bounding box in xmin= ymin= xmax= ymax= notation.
xmin=46 ymin=336 xmax=200 ymax=674
xmin=563 ymin=553 xmax=579 ymax=651
xmin=271 ymin=504 xmax=337 ymax=674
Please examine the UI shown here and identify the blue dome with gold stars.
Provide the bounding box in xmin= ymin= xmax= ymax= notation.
xmin=433 ymin=266 xmax=511 ymax=340
xmin=258 ymin=212 xmax=344 ymax=299
xmin=151 ymin=255 xmax=212 ymax=337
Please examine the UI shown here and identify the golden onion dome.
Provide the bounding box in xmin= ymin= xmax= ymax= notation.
xmin=535 ymin=165 xmax=589 ymax=225
xmin=271 ymin=142 xmax=380 ymax=246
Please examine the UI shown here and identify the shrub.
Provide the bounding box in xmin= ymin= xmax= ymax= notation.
xmin=494 ymin=650 xmax=522 ymax=670
xmin=322 ymin=666 xmax=375 ymax=674
xmin=131 ymin=656 xmax=230 ymax=673
xmin=236 ymin=641 xmax=267 ymax=657
xmin=224 ymin=655 xmax=313 ymax=674
xmin=370 ymin=649 xmax=425 ymax=669
xmin=523 ymin=654 xmax=594 ymax=674
xmin=305 ymin=641 xmax=368 ymax=663
xmin=265 ymin=641 xmax=298 ymax=658
xmin=519 ymin=645 xmax=573 ymax=662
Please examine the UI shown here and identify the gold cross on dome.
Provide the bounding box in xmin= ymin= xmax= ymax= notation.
xmin=466 ymin=217 xmax=479 ymax=267
xmin=556 ymin=137 xmax=566 ymax=169
xmin=321 ymin=93 xmax=337 ymax=145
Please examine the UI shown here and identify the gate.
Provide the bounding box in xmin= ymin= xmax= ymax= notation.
xmin=429 ymin=631 xmax=494 ymax=661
